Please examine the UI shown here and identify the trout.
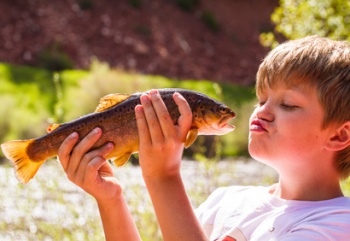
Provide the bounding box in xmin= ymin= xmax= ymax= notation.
xmin=1 ymin=88 xmax=235 ymax=184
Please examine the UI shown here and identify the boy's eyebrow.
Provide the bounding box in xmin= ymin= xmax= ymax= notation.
xmin=256 ymin=83 xmax=315 ymax=98
xmin=288 ymin=83 xmax=315 ymax=94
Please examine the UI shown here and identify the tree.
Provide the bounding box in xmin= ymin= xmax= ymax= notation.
xmin=260 ymin=0 xmax=350 ymax=48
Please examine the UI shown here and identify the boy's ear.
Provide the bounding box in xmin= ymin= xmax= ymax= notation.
xmin=326 ymin=121 xmax=350 ymax=151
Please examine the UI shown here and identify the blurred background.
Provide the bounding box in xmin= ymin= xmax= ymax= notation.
xmin=1 ymin=0 xmax=350 ymax=240
xmin=0 ymin=0 xmax=278 ymax=84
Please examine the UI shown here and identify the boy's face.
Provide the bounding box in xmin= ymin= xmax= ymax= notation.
xmin=248 ymin=82 xmax=334 ymax=173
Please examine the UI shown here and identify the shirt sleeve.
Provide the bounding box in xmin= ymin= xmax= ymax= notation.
xmin=194 ymin=187 xmax=228 ymax=222
xmin=279 ymin=215 xmax=350 ymax=241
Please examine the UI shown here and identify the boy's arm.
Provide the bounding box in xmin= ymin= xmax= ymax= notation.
xmin=143 ymin=174 xmax=208 ymax=241
xmin=58 ymin=129 xmax=142 ymax=241
xmin=97 ymin=196 xmax=141 ymax=241
xmin=135 ymin=90 xmax=208 ymax=241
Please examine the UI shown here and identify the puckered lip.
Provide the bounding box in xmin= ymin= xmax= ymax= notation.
xmin=250 ymin=119 xmax=267 ymax=132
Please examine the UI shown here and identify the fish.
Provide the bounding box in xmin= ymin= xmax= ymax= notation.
xmin=1 ymin=88 xmax=236 ymax=184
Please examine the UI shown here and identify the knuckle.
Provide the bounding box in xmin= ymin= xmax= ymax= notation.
xmin=66 ymin=172 xmax=75 ymax=182
xmin=159 ymin=111 xmax=171 ymax=121
xmin=58 ymin=143 xmax=70 ymax=157
xmin=162 ymin=139 xmax=178 ymax=150
xmin=86 ymin=157 xmax=101 ymax=170
xmin=57 ymin=149 xmax=64 ymax=158
xmin=73 ymin=144 xmax=88 ymax=155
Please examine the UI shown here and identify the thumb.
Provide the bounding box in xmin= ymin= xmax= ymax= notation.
xmin=173 ymin=92 xmax=192 ymax=139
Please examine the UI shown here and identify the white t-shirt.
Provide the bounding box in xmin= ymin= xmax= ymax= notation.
xmin=195 ymin=185 xmax=350 ymax=241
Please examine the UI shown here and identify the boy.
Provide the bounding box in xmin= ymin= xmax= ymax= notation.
xmin=58 ymin=36 xmax=350 ymax=240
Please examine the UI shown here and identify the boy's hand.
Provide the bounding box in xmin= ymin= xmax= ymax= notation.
xmin=58 ymin=128 xmax=122 ymax=203
xmin=135 ymin=89 xmax=192 ymax=179
xmin=135 ymin=90 xmax=207 ymax=241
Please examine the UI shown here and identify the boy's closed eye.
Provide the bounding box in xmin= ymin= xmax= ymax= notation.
xmin=254 ymin=100 xmax=300 ymax=110
xmin=280 ymin=103 xmax=299 ymax=110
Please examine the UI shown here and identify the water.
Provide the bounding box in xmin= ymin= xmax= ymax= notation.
xmin=0 ymin=158 xmax=277 ymax=240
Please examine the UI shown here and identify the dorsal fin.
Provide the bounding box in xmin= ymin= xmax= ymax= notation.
xmin=47 ymin=124 xmax=61 ymax=133
xmin=94 ymin=93 xmax=131 ymax=113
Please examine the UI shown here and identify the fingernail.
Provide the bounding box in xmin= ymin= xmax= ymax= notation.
xmin=70 ymin=132 xmax=78 ymax=138
xmin=135 ymin=105 xmax=143 ymax=112
xmin=93 ymin=127 xmax=101 ymax=134
xmin=106 ymin=142 xmax=114 ymax=149
xmin=150 ymin=89 xmax=158 ymax=95
xmin=140 ymin=94 xmax=150 ymax=104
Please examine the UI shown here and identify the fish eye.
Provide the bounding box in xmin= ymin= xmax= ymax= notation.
xmin=219 ymin=106 xmax=228 ymax=113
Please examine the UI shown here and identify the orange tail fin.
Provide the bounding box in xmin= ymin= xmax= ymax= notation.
xmin=1 ymin=139 xmax=45 ymax=184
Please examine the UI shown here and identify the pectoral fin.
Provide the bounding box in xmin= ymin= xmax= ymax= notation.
xmin=95 ymin=93 xmax=131 ymax=112
xmin=184 ymin=129 xmax=198 ymax=148
xmin=112 ymin=152 xmax=132 ymax=167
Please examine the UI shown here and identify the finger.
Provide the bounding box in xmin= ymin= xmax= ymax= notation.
xmin=140 ymin=93 xmax=164 ymax=143
xmin=58 ymin=132 xmax=79 ymax=171
xmin=135 ymin=104 xmax=152 ymax=146
xmin=66 ymin=127 xmax=102 ymax=176
xmin=73 ymin=156 xmax=106 ymax=187
xmin=149 ymin=89 xmax=176 ymax=138
xmin=173 ymin=92 xmax=193 ymax=139
xmin=69 ymin=141 xmax=114 ymax=184
xmin=84 ymin=155 xmax=110 ymax=184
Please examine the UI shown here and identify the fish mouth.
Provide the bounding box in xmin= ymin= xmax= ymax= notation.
xmin=216 ymin=114 xmax=236 ymax=133
xmin=219 ymin=111 xmax=236 ymax=127
xmin=219 ymin=122 xmax=235 ymax=130
xmin=198 ymin=108 xmax=236 ymax=135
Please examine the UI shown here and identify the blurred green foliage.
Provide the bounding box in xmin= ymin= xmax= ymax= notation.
xmin=200 ymin=10 xmax=220 ymax=32
xmin=36 ymin=43 xmax=74 ymax=71
xmin=176 ymin=0 xmax=200 ymax=12
xmin=341 ymin=178 xmax=350 ymax=196
xmin=260 ymin=0 xmax=350 ymax=48
xmin=0 ymin=60 xmax=256 ymax=161
xmin=129 ymin=0 xmax=141 ymax=8
xmin=77 ymin=0 xmax=94 ymax=10
xmin=0 ymin=64 xmax=54 ymax=141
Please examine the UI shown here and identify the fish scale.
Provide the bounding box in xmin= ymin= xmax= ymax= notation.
xmin=1 ymin=88 xmax=236 ymax=184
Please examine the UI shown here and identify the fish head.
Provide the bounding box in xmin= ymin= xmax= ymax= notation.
xmin=192 ymin=99 xmax=236 ymax=135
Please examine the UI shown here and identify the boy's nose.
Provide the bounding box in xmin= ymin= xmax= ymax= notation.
xmin=255 ymin=102 xmax=274 ymax=122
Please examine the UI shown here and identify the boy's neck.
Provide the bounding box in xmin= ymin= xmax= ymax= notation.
xmin=269 ymin=175 xmax=344 ymax=201
xmin=266 ymin=151 xmax=345 ymax=201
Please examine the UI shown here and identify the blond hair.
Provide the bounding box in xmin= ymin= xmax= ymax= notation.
xmin=256 ymin=36 xmax=350 ymax=179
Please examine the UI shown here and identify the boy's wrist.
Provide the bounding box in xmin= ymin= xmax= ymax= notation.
xmin=142 ymin=172 xmax=183 ymax=190
xmin=142 ymin=169 xmax=180 ymax=180
xmin=95 ymin=190 xmax=125 ymax=207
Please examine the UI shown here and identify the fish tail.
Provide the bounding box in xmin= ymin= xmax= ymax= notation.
xmin=1 ymin=139 xmax=45 ymax=184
